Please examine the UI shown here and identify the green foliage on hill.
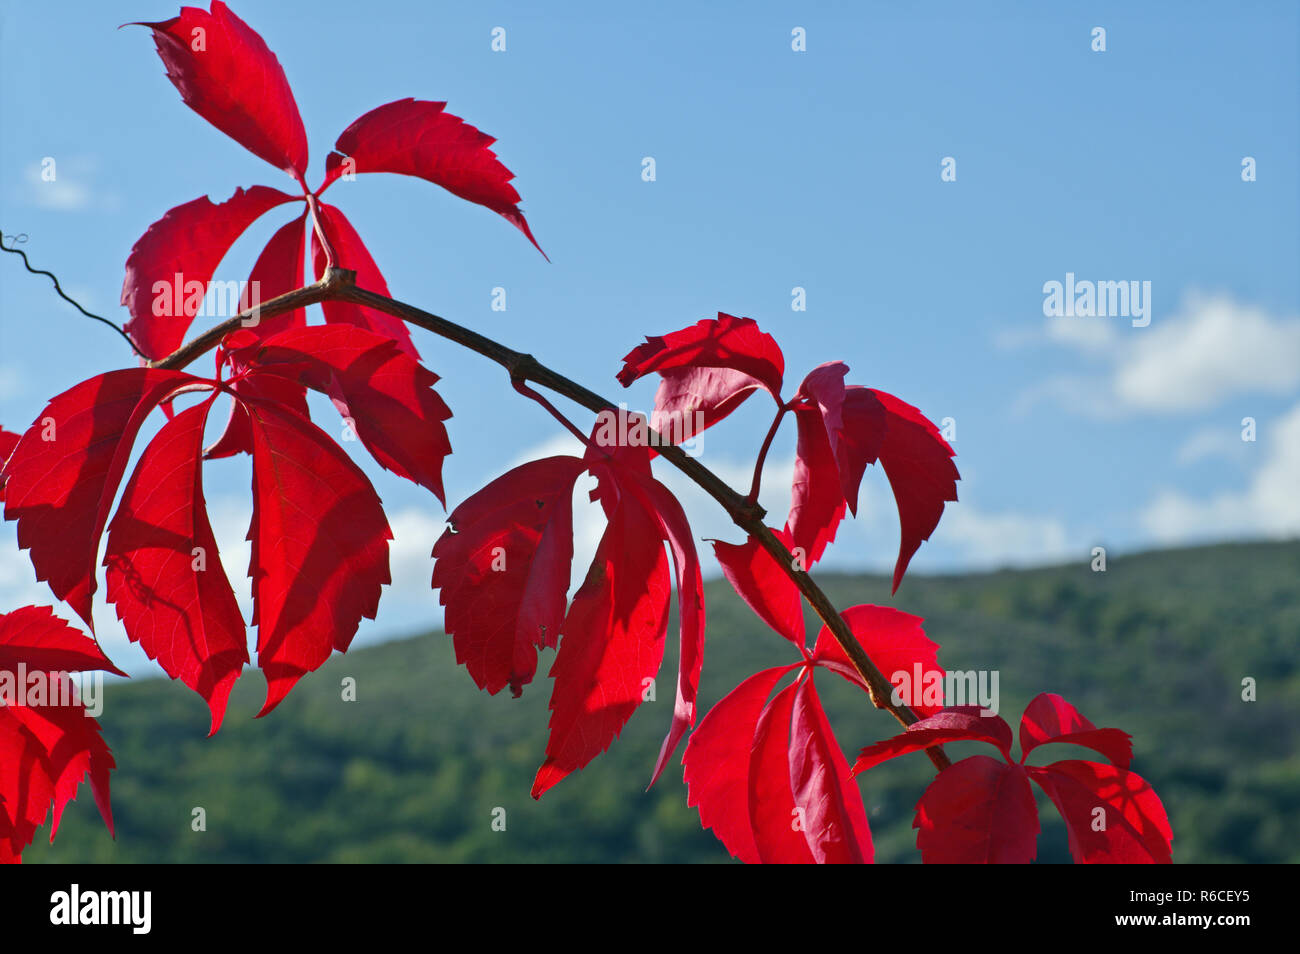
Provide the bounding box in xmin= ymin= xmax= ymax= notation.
xmin=26 ymin=540 xmax=1299 ymax=863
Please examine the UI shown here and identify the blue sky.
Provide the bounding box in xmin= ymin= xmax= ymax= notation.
xmin=2 ymin=0 xmax=1298 ymax=673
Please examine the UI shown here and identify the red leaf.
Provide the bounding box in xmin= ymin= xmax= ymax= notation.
xmin=133 ymin=1 xmax=309 ymax=177
xmin=812 ymin=604 xmax=944 ymax=717
xmin=682 ymin=665 xmax=796 ymax=863
xmin=580 ymin=421 xmax=706 ymax=785
xmin=711 ymin=527 xmax=804 ymax=647
xmin=868 ymin=388 xmax=959 ymax=591
xmin=625 ymin=474 xmax=706 ymax=787
xmin=0 ymin=428 xmax=19 ymax=503
xmin=121 ymin=186 xmax=298 ymax=359
xmin=238 ymin=324 xmax=452 ymax=502
xmin=0 ymin=606 xmax=117 ymax=862
xmin=204 ymin=213 xmax=312 ymax=459
xmin=650 ymin=367 xmax=766 ymax=445
xmin=794 ymin=363 xmax=883 ymax=513
xmin=786 ymin=401 xmax=847 ymax=566
xmin=914 ymin=755 xmax=1039 ymax=863
xmin=239 ymin=212 xmax=308 ymax=338
xmin=245 ymin=398 xmax=391 ymax=716
xmin=103 ymin=398 xmax=248 ymax=733
xmin=503 ymin=415 xmax=707 ymax=789
xmin=852 ymin=696 xmax=1170 ymax=864
xmin=0 ymin=605 xmax=123 ymax=678
xmin=853 ymin=708 xmax=1014 ymax=775
xmin=789 ymin=676 xmax=873 ymax=863
xmin=790 ymin=365 xmax=958 ymax=591
xmin=1030 ymin=760 xmax=1173 ymax=863
xmin=1018 ymin=692 xmax=1133 ymax=769
xmin=618 ymin=314 xmax=785 ymax=414
xmin=309 ymin=202 xmax=419 ymax=357
xmin=585 ymin=412 xmax=656 ymax=497
xmin=203 ymin=369 xmax=311 ymax=461
xmin=432 ymin=457 xmax=585 ymax=696
xmin=748 ymin=680 xmax=815 ymax=863
xmin=2 ymin=369 xmax=201 ymax=629
xmin=321 ymin=98 xmax=546 ymax=259
xmin=531 ymin=488 xmax=670 ymax=799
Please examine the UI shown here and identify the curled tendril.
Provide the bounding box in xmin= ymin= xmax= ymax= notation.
xmin=0 ymin=229 xmax=146 ymax=358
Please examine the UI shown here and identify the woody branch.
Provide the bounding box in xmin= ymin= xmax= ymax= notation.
xmin=150 ymin=266 xmax=952 ymax=772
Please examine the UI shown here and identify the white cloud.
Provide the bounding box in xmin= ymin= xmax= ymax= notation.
xmin=1114 ymin=294 xmax=1300 ymax=412
xmin=1175 ymin=425 xmax=1251 ymax=466
xmin=924 ymin=502 xmax=1073 ymax=569
xmin=384 ymin=506 xmax=446 ymax=596
xmin=0 ymin=365 xmax=28 ymax=403
xmin=0 ymin=527 xmax=50 ymax=610
xmin=8 ymin=157 xmax=123 ymax=213
xmin=1011 ymin=374 xmax=1125 ymax=419
xmin=1013 ymin=292 xmax=1300 ymax=416
xmin=508 ymin=432 xmax=583 ymax=468
xmin=996 ymin=312 xmax=1119 ymax=357
xmin=1044 ymin=315 xmax=1119 ymax=355
xmin=22 ymin=158 xmax=91 ymax=212
xmin=0 ymin=521 xmax=150 ymax=675
xmin=206 ymin=497 xmax=252 ymax=606
xmin=1142 ymin=401 xmax=1300 ymax=543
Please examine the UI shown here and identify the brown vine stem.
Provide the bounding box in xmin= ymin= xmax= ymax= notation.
xmin=151 ymin=268 xmax=951 ymax=773
xmin=149 ymin=270 xmax=353 ymax=367
xmin=303 ymin=192 xmax=338 ymax=269
xmin=746 ymin=403 xmax=789 ymax=504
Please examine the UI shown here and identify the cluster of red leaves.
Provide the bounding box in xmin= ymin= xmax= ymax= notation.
xmin=3 ymin=326 xmax=450 ymax=736
xmin=423 ymin=314 xmax=956 ymax=805
xmin=428 ymin=312 xmax=960 ymax=806
xmin=0 ymin=2 xmax=542 ymax=858
xmin=433 ymin=416 xmax=704 ymax=798
xmin=683 ymin=605 xmax=943 ymax=863
xmin=0 ymin=607 xmax=118 ymax=863
xmin=618 ymin=315 xmax=960 ymax=595
xmin=0 ymin=2 xmax=1173 ymax=865
xmin=3 ymin=0 xmax=533 ymax=868
xmin=607 ymin=314 xmax=1170 ymax=863
xmin=120 ymin=0 xmax=544 ymax=363
xmin=853 ymin=694 xmax=1173 ymax=863
xmin=0 ymin=321 xmax=452 ymax=860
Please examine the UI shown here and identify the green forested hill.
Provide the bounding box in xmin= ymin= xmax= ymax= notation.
xmin=25 ymin=540 xmax=1300 ymax=864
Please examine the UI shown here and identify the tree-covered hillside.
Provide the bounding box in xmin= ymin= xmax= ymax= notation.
xmin=26 ymin=541 xmax=1299 ymax=863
